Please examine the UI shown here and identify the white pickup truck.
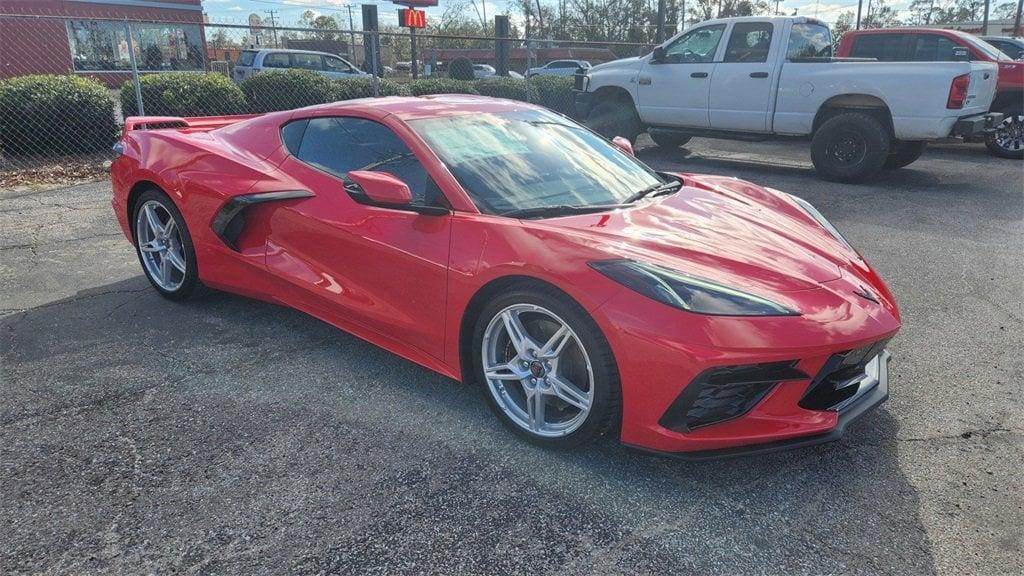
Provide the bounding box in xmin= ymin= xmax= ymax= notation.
xmin=574 ymin=16 xmax=1002 ymax=181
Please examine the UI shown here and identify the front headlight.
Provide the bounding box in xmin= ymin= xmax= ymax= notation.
xmin=788 ymin=194 xmax=854 ymax=252
xmin=590 ymin=260 xmax=798 ymax=317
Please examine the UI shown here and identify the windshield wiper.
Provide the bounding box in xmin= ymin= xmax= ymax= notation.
xmin=625 ymin=179 xmax=682 ymax=204
xmin=499 ymin=203 xmax=629 ymax=219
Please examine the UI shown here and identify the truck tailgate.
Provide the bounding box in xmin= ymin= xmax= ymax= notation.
xmin=964 ymin=62 xmax=999 ymax=115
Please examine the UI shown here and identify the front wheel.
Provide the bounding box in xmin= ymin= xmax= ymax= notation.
xmin=985 ymin=105 xmax=1023 ymax=159
xmin=132 ymin=188 xmax=200 ymax=300
xmin=649 ymin=129 xmax=692 ymax=149
xmin=810 ymin=111 xmax=892 ymax=183
xmin=585 ymin=99 xmax=643 ymax=144
xmin=472 ymin=286 xmax=620 ymax=449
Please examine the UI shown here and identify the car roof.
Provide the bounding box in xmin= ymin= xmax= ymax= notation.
xmin=256 ymin=48 xmax=345 ymax=57
xmin=291 ymin=95 xmax=543 ymax=122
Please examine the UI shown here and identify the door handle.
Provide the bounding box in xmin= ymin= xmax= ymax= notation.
xmin=749 ymin=72 xmax=769 ymax=78
xmin=690 ymin=72 xmax=708 ymax=78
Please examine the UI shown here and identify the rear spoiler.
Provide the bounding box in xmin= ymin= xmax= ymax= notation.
xmin=122 ymin=114 xmax=261 ymax=133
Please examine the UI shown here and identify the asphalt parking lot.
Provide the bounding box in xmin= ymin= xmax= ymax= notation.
xmin=2 ymin=138 xmax=1021 ymax=575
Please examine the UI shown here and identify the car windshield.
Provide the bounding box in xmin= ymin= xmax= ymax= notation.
xmin=408 ymin=110 xmax=664 ymax=215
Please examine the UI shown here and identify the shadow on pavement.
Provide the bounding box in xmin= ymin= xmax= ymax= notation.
xmin=1 ymin=278 xmax=937 ymax=575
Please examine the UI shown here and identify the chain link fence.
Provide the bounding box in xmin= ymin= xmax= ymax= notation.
xmin=0 ymin=12 xmax=651 ymax=181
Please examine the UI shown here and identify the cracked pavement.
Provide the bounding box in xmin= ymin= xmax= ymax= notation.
xmin=1 ymin=138 xmax=1021 ymax=575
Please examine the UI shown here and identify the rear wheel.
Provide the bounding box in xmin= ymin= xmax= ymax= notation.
xmin=985 ymin=105 xmax=1023 ymax=159
xmin=132 ymin=188 xmax=200 ymax=300
xmin=586 ymin=99 xmax=643 ymax=144
xmin=810 ymin=111 xmax=891 ymax=183
xmin=472 ymin=286 xmax=620 ymax=449
xmin=649 ymin=129 xmax=692 ymax=149
xmin=883 ymin=141 xmax=926 ymax=170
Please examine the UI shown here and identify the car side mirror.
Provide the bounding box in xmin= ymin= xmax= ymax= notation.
xmin=651 ymin=46 xmax=666 ymax=63
xmin=347 ymin=170 xmax=412 ymax=205
xmin=612 ymin=136 xmax=635 ymax=156
xmin=952 ymin=46 xmax=970 ymax=62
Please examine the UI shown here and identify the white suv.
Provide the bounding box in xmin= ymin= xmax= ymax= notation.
xmin=232 ymin=49 xmax=367 ymax=82
xmin=527 ymin=60 xmax=591 ymax=78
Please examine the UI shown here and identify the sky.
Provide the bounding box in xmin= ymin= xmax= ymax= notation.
xmin=201 ymin=0 xmax=916 ymax=29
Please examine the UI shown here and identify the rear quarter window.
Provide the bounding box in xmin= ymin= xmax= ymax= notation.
xmin=262 ymin=52 xmax=290 ymax=68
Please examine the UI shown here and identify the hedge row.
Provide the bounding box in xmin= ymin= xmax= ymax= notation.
xmin=1 ymin=71 xmax=577 ymax=157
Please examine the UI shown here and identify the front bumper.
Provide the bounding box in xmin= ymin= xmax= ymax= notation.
xmin=952 ymin=111 xmax=1005 ymax=137
xmin=626 ymin=350 xmax=891 ymax=461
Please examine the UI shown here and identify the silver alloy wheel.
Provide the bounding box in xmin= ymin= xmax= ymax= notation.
xmin=992 ymin=114 xmax=1023 ymax=153
xmin=481 ymin=303 xmax=595 ymax=437
xmin=135 ymin=200 xmax=186 ymax=291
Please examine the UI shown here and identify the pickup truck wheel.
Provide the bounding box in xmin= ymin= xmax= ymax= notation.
xmin=883 ymin=141 xmax=927 ymax=170
xmin=984 ymin=105 xmax=1023 ymax=159
xmin=586 ymin=100 xmax=643 ymax=144
xmin=811 ymin=112 xmax=891 ymax=183
xmin=649 ymin=129 xmax=692 ymax=149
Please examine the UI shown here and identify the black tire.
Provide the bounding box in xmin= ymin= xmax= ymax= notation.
xmin=649 ymin=129 xmax=692 ymax=149
xmin=131 ymin=188 xmax=201 ymax=301
xmin=585 ymin=99 xmax=644 ymax=144
xmin=810 ymin=111 xmax=892 ymax=183
xmin=984 ymin=105 xmax=1023 ymax=159
xmin=883 ymin=141 xmax=927 ymax=170
xmin=471 ymin=284 xmax=621 ymax=449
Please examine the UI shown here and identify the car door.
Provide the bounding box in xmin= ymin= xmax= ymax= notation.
xmin=325 ymin=55 xmax=359 ymax=77
xmin=291 ymin=52 xmax=327 ymax=77
xmin=260 ymin=51 xmax=291 ymax=72
xmin=636 ymin=24 xmax=727 ymax=128
xmin=709 ymin=21 xmax=778 ymax=132
xmin=266 ymin=115 xmax=452 ymax=360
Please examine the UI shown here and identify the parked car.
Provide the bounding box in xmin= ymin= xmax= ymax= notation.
xmin=576 ymin=16 xmax=1002 ymax=181
xmin=837 ymin=28 xmax=1023 ymax=159
xmin=112 ymin=95 xmax=901 ymax=457
xmin=472 ymin=64 xmax=497 ymax=78
xmin=527 ymin=59 xmax=592 ymax=78
xmin=232 ymin=49 xmax=367 ymax=82
xmin=981 ymin=36 xmax=1024 ymax=60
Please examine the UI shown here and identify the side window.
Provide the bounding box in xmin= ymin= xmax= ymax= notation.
xmin=325 ymin=56 xmax=353 ymax=72
xmin=848 ymin=34 xmax=904 ymax=61
xmin=664 ymin=25 xmax=727 ymax=63
xmin=262 ymin=52 xmax=290 ymax=68
xmin=723 ymin=23 xmax=773 ymax=63
xmin=295 ymin=117 xmax=441 ymax=206
xmin=787 ymin=23 xmax=833 ymax=59
xmin=281 ymin=119 xmax=308 ymax=155
xmin=292 ymin=52 xmax=324 ymax=70
xmin=909 ymin=35 xmax=960 ymax=61
xmin=237 ymin=50 xmax=257 ymax=67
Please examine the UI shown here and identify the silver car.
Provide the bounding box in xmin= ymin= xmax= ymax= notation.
xmin=526 ymin=59 xmax=591 ymax=78
xmin=232 ymin=49 xmax=367 ymax=82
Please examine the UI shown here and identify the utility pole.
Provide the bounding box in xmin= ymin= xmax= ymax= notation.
xmin=264 ymin=10 xmax=279 ymax=47
xmin=345 ymin=4 xmax=357 ymax=61
xmin=776 ymin=0 xmax=781 ymax=15
xmin=856 ymin=0 xmax=863 ymax=29
xmin=656 ymin=0 xmax=666 ymax=43
xmin=1015 ymin=0 xmax=1023 ymax=37
xmin=982 ymin=0 xmax=990 ymax=35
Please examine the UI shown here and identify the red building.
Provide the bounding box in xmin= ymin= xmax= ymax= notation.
xmin=0 ymin=0 xmax=206 ymax=87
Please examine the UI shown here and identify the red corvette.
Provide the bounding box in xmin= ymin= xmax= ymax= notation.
xmin=110 ymin=95 xmax=901 ymax=458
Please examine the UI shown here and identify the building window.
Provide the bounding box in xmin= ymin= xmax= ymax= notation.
xmin=67 ymin=20 xmax=204 ymax=72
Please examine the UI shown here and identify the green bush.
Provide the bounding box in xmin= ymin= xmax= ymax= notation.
xmin=333 ymin=77 xmax=411 ymax=101
xmin=0 ymin=74 xmax=118 ymax=156
xmin=448 ymin=57 xmax=475 ymax=81
xmin=406 ymin=78 xmax=478 ymax=96
xmin=240 ymin=69 xmax=336 ymax=113
xmin=121 ymin=73 xmax=247 ymax=117
xmin=529 ymin=75 xmax=575 ymax=117
xmin=473 ymin=76 xmax=538 ymax=102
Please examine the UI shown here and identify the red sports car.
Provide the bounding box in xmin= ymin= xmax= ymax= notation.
xmin=110 ymin=95 xmax=901 ymax=458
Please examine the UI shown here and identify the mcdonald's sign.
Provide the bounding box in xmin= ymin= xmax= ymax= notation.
xmin=398 ymin=8 xmax=426 ymax=29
